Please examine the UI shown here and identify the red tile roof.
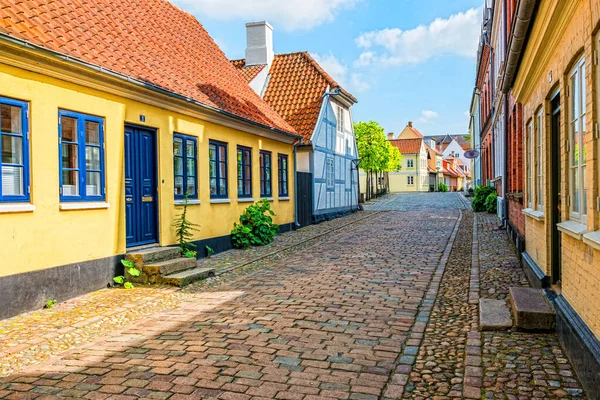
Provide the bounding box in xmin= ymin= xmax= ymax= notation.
xmin=0 ymin=0 xmax=296 ymax=135
xmin=389 ymin=138 xmax=422 ymax=154
xmin=231 ymin=52 xmax=356 ymax=142
xmin=231 ymin=59 xmax=266 ymax=83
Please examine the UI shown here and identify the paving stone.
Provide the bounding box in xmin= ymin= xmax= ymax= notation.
xmin=479 ymin=299 xmax=512 ymax=331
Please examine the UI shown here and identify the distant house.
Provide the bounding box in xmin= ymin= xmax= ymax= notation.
xmin=424 ymin=134 xmax=473 ymax=169
xmin=385 ymin=122 xmax=430 ymax=193
xmin=232 ymin=22 xmax=359 ymax=224
xmin=0 ymin=1 xmax=300 ymax=319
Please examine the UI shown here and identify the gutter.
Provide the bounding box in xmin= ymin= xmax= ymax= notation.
xmin=0 ymin=33 xmax=301 ymax=142
xmin=501 ymin=0 xmax=537 ymax=94
xmin=293 ymin=138 xmax=303 ymax=228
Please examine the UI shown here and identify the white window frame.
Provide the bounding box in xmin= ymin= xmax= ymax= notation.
xmin=568 ymin=57 xmax=587 ymax=223
xmin=326 ymin=157 xmax=335 ymax=189
xmin=336 ymin=105 xmax=345 ymax=132
xmin=527 ymin=120 xmax=533 ymax=208
xmin=407 ymin=176 xmax=414 ymax=185
xmin=407 ymin=159 xmax=414 ymax=168
xmin=536 ymin=108 xmax=544 ymax=211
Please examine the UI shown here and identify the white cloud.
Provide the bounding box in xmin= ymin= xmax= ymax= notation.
xmin=354 ymin=7 xmax=481 ymax=66
xmin=418 ymin=110 xmax=439 ymax=124
xmin=311 ymin=52 xmax=371 ymax=93
xmin=172 ymin=0 xmax=359 ymax=31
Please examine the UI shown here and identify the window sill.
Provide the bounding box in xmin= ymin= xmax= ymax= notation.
xmin=210 ymin=198 xmax=231 ymax=204
xmin=237 ymin=198 xmax=255 ymax=203
xmin=59 ymin=202 xmax=110 ymax=211
xmin=0 ymin=203 xmax=35 ymax=214
xmin=260 ymin=197 xmax=274 ymax=202
xmin=522 ymin=208 xmax=545 ymax=222
xmin=175 ymin=199 xmax=201 ymax=206
xmin=556 ymin=220 xmax=587 ymax=241
xmin=279 ymin=196 xmax=290 ymax=201
xmin=583 ymin=231 xmax=600 ymax=252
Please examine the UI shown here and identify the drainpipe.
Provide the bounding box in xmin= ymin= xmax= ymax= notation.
xmin=293 ymin=138 xmax=302 ymax=228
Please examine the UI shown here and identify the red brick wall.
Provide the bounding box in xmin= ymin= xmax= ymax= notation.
xmin=506 ymin=97 xmax=525 ymax=237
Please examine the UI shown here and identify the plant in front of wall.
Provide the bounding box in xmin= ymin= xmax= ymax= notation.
xmin=173 ymin=192 xmax=200 ymax=255
xmin=44 ymin=299 xmax=57 ymax=309
xmin=485 ymin=192 xmax=498 ymax=214
xmin=438 ymin=183 xmax=448 ymax=192
xmin=231 ymin=199 xmax=279 ymax=249
xmin=113 ymin=259 xmax=140 ymax=289
xmin=206 ymin=246 xmax=215 ymax=258
xmin=472 ymin=185 xmax=496 ymax=212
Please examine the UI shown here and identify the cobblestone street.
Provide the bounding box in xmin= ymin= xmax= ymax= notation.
xmin=0 ymin=193 xmax=587 ymax=399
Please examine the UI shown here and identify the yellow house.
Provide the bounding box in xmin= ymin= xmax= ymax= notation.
xmin=0 ymin=0 xmax=299 ymax=319
xmin=512 ymin=0 xmax=600 ymax=389
xmin=387 ymin=122 xmax=429 ymax=192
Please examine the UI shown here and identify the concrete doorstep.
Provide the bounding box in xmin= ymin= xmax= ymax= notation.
xmin=509 ymin=287 xmax=555 ymax=331
xmin=479 ymin=298 xmax=512 ymax=331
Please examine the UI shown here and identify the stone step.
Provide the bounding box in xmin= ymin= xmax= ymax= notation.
xmin=161 ymin=267 xmax=216 ymax=287
xmin=509 ymin=287 xmax=555 ymax=331
xmin=479 ymin=298 xmax=512 ymax=331
xmin=126 ymin=246 xmax=181 ymax=266
xmin=145 ymin=257 xmax=197 ymax=276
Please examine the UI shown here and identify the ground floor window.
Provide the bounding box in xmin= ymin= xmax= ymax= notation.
xmin=260 ymin=150 xmax=272 ymax=197
xmin=278 ymin=154 xmax=288 ymax=197
xmin=0 ymin=97 xmax=29 ymax=202
xmin=209 ymin=140 xmax=228 ymax=198
xmin=407 ymin=175 xmax=414 ymax=185
xmin=568 ymin=56 xmax=587 ymax=222
xmin=237 ymin=146 xmax=252 ymax=198
xmin=326 ymin=157 xmax=334 ymax=189
xmin=59 ymin=110 xmax=105 ymax=202
xmin=173 ymin=134 xmax=197 ymax=199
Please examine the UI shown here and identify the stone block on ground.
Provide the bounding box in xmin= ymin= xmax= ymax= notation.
xmin=509 ymin=287 xmax=555 ymax=331
xmin=479 ymin=298 xmax=512 ymax=331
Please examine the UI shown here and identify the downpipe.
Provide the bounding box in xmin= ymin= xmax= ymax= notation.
xmin=293 ymin=138 xmax=302 ymax=228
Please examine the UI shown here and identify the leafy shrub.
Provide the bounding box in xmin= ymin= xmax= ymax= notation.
xmin=485 ymin=192 xmax=498 ymax=214
xmin=44 ymin=299 xmax=57 ymax=309
xmin=472 ymin=185 xmax=496 ymax=212
xmin=114 ymin=259 xmax=140 ymax=289
xmin=232 ymin=199 xmax=279 ymax=249
xmin=438 ymin=183 xmax=448 ymax=192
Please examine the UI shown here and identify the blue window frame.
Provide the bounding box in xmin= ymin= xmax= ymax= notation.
xmin=173 ymin=134 xmax=197 ymax=199
xmin=260 ymin=150 xmax=272 ymax=197
xmin=278 ymin=154 xmax=288 ymax=197
xmin=209 ymin=140 xmax=228 ymax=198
xmin=59 ymin=110 xmax=105 ymax=202
xmin=237 ymin=146 xmax=252 ymax=198
xmin=0 ymin=97 xmax=30 ymax=202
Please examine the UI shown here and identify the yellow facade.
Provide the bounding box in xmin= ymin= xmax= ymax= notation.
xmin=513 ymin=0 xmax=600 ymax=337
xmin=0 ymin=55 xmax=295 ymax=278
xmin=388 ymin=153 xmax=430 ymax=193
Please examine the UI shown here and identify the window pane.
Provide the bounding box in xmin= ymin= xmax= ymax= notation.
xmin=245 ymin=165 xmax=251 ymax=180
xmin=219 ymin=162 xmax=227 ymax=178
xmin=86 ymin=172 xmax=101 ymax=196
xmin=237 ymin=163 xmax=243 ymax=180
xmin=572 ymin=167 xmax=580 ymax=213
xmin=62 ymin=170 xmax=79 ymax=195
xmin=238 ymin=179 xmax=243 ymax=195
xmin=0 ymin=104 xmax=22 ymax=134
xmin=187 ymin=177 xmax=196 ymax=196
xmin=210 ymin=178 xmax=217 ymax=195
xmin=219 ymin=145 xmax=226 ymax=161
xmin=62 ymin=144 xmax=78 ymax=168
xmin=85 ymin=121 xmax=100 ymax=144
xmin=244 ymin=180 xmax=251 ymax=195
xmin=219 ymin=178 xmax=227 ymax=195
xmin=209 ymin=144 xmax=216 ymax=161
xmin=1 ymin=165 xmax=23 ymax=195
xmin=187 ymin=159 xmax=195 ymax=177
xmin=237 ymin=150 xmax=242 ymax=164
xmin=186 ymin=141 xmax=195 ymax=157
xmin=583 ymin=166 xmax=587 ymax=212
xmin=61 ymin=116 xmax=78 ymax=142
xmin=174 ymin=157 xmax=183 ymax=175
xmin=174 ymin=138 xmax=183 ymax=156
xmin=572 ymin=126 xmax=580 ymax=167
xmin=86 ymin=146 xmax=101 ymax=170
xmin=209 ymin=161 xmax=216 ymax=179
xmin=1 ymin=135 xmax=22 ymax=164
xmin=174 ymin=176 xmax=184 ymax=195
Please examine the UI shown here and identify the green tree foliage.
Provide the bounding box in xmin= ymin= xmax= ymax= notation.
xmin=386 ymin=141 xmax=402 ymax=172
xmin=438 ymin=183 xmax=449 ymax=192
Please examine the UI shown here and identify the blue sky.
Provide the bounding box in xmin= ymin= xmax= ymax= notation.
xmin=172 ymin=0 xmax=482 ymax=137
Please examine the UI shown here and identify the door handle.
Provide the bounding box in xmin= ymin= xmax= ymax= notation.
xmin=126 ymin=197 xmax=133 ymax=203
xmin=142 ymin=196 xmax=153 ymax=203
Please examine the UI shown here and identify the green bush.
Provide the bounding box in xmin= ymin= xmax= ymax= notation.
xmin=438 ymin=183 xmax=448 ymax=192
xmin=232 ymin=199 xmax=279 ymax=249
xmin=472 ymin=185 xmax=496 ymax=212
xmin=485 ymin=192 xmax=498 ymax=214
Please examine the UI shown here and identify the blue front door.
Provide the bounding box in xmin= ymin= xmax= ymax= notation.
xmin=125 ymin=125 xmax=158 ymax=247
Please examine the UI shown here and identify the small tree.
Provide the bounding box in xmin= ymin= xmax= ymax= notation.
xmin=173 ymin=192 xmax=200 ymax=257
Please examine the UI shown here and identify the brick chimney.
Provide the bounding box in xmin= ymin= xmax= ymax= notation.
xmin=408 ymin=121 xmax=413 ymax=127
xmin=245 ymin=21 xmax=274 ymax=67
xmin=387 ymin=132 xmax=394 ymax=140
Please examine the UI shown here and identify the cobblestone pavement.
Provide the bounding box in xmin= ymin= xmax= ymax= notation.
xmin=0 ymin=212 xmax=379 ymax=379
xmin=474 ymin=213 xmax=585 ymax=399
xmin=0 ymin=193 xmax=587 ymax=399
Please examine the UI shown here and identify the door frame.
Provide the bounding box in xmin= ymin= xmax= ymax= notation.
xmin=549 ymin=90 xmax=562 ymax=284
xmin=124 ymin=123 xmax=160 ymax=248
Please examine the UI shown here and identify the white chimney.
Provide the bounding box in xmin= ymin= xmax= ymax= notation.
xmin=245 ymin=21 xmax=274 ymax=67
